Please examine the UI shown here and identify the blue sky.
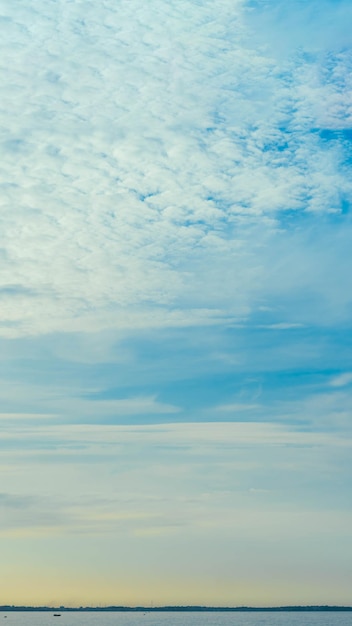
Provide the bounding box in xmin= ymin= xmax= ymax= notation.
xmin=1 ymin=0 xmax=352 ymax=607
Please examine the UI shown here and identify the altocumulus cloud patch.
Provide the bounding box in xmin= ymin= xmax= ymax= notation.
xmin=0 ymin=0 xmax=351 ymax=337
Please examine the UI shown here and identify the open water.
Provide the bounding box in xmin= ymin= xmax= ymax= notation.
xmin=1 ymin=612 xmax=352 ymax=626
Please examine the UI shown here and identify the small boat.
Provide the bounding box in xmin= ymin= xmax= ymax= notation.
xmin=53 ymin=615 xmax=61 ymax=617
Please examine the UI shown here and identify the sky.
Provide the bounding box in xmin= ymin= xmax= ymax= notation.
xmin=1 ymin=0 xmax=352 ymax=609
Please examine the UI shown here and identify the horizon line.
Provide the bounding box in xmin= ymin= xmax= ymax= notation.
xmin=1 ymin=605 xmax=352 ymax=612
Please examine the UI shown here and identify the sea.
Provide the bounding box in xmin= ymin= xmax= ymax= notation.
xmin=1 ymin=612 xmax=352 ymax=626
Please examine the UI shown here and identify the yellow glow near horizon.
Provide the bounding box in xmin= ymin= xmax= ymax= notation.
xmin=2 ymin=557 xmax=352 ymax=608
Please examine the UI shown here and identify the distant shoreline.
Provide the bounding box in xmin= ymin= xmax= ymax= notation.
xmin=1 ymin=606 xmax=352 ymax=612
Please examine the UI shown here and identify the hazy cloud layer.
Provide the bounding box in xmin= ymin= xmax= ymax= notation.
xmin=1 ymin=421 xmax=351 ymax=537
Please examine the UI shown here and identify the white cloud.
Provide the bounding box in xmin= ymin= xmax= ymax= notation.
xmin=330 ymin=372 xmax=352 ymax=388
xmin=79 ymin=395 xmax=180 ymax=416
xmin=0 ymin=0 xmax=351 ymax=337
xmin=0 ymin=413 xmax=55 ymax=420
xmin=214 ymin=403 xmax=260 ymax=412
xmin=2 ymin=421 xmax=351 ymax=454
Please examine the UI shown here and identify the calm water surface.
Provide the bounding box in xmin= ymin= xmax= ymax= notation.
xmin=1 ymin=612 xmax=352 ymax=626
